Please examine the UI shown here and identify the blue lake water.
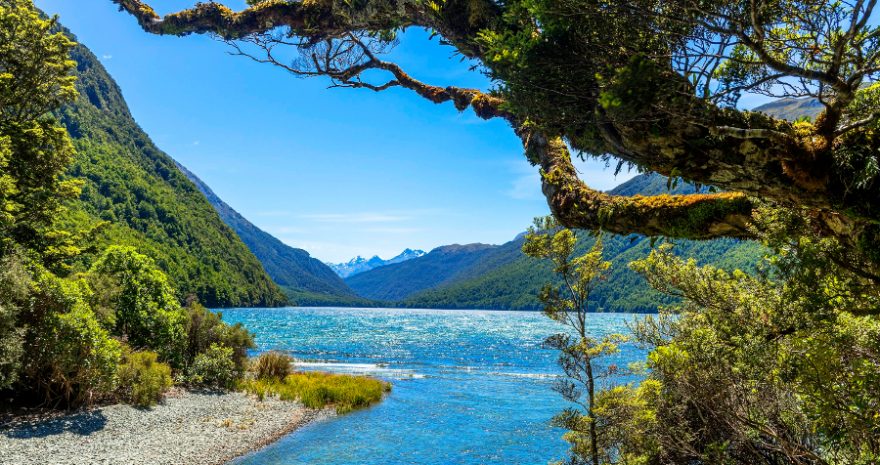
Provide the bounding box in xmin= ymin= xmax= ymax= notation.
xmin=222 ymin=307 xmax=646 ymax=465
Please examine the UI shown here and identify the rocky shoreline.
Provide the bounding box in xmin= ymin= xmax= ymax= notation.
xmin=0 ymin=390 xmax=332 ymax=465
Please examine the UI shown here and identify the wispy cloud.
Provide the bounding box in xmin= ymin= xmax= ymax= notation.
xmin=270 ymin=226 xmax=306 ymax=234
xmin=102 ymin=54 xmax=113 ymax=60
xmin=299 ymin=212 xmax=412 ymax=224
xmin=362 ymin=227 xmax=423 ymax=234
xmin=505 ymin=161 xmax=542 ymax=200
xmin=254 ymin=210 xmax=292 ymax=217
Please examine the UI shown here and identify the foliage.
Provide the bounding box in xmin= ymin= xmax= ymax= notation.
xmin=619 ymin=237 xmax=880 ymax=464
xmin=117 ymin=350 xmax=172 ymax=407
xmin=252 ymin=351 xmax=293 ymax=380
xmin=0 ymin=1 xmax=260 ymax=410
xmin=24 ymin=267 xmax=122 ymax=407
xmin=88 ymin=246 xmax=187 ymax=366
xmin=0 ymin=0 xmax=81 ymax=270
xmin=0 ymin=253 xmax=28 ymax=390
xmin=184 ymin=300 xmax=254 ymax=373
xmin=239 ymin=371 xmax=390 ymax=414
xmin=524 ymin=218 xmax=651 ymax=465
xmin=187 ymin=343 xmax=239 ymax=389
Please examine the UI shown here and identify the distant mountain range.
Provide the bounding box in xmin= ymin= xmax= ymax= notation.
xmin=328 ymin=249 xmax=426 ymax=278
xmin=753 ymin=97 xmax=823 ymax=121
xmin=342 ymin=174 xmax=765 ymax=312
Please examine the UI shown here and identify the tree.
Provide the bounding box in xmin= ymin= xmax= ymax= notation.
xmin=110 ymin=0 xmax=878 ymax=260
xmin=0 ymin=0 xmax=81 ymax=268
xmin=107 ymin=1 xmax=880 ymax=460
xmin=627 ymin=242 xmax=880 ymax=464
xmin=524 ymin=218 xmax=656 ymax=465
xmin=88 ymin=245 xmax=187 ymax=366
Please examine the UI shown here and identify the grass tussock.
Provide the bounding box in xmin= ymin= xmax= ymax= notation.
xmin=239 ymin=371 xmax=391 ymax=414
xmin=252 ymin=351 xmax=293 ymax=380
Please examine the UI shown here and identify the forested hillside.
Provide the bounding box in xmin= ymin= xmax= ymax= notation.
xmin=57 ymin=33 xmax=286 ymax=307
xmin=346 ymin=174 xmax=765 ymax=312
xmin=176 ymin=163 xmax=372 ymax=306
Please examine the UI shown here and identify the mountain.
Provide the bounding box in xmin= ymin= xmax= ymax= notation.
xmin=175 ymin=163 xmax=369 ymax=306
xmin=753 ymin=97 xmax=824 ymax=121
xmin=346 ymin=173 xmax=765 ymax=312
xmin=344 ymin=244 xmax=495 ymax=300
xmin=57 ymin=30 xmax=286 ymax=308
xmin=329 ymin=248 xmax=426 ymax=278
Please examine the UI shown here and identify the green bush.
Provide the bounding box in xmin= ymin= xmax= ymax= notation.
xmin=184 ymin=301 xmax=254 ymax=373
xmin=0 ymin=254 xmax=29 ymax=390
xmin=240 ymin=372 xmax=391 ymax=414
xmin=88 ymin=246 xmax=187 ymax=366
xmin=117 ymin=350 xmax=172 ymax=407
xmin=188 ymin=343 xmax=238 ymax=389
xmin=25 ymin=268 xmax=121 ymax=406
xmin=253 ymin=351 xmax=293 ymax=380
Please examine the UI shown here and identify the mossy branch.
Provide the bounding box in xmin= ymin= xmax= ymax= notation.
xmin=523 ymin=129 xmax=757 ymax=239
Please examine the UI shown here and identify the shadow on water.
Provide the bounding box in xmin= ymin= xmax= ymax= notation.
xmin=1 ymin=409 xmax=108 ymax=439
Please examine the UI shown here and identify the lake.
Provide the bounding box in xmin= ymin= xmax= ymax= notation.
xmin=222 ymin=307 xmax=646 ymax=465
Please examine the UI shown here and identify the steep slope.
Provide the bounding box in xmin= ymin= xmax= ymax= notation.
xmin=57 ymin=31 xmax=286 ymax=307
xmin=345 ymin=173 xmax=764 ymax=311
xmin=329 ymin=248 xmax=426 ymax=278
xmin=344 ymin=244 xmax=497 ymax=301
xmin=176 ymin=163 xmax=367 ymax=305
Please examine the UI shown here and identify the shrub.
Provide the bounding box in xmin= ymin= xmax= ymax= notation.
xmin=88 ymin=246 xmax=187 ymax=366
xmin=240 ymin=372 xmax=391 ymax=414
xmin=117 ymin=350 xmax=172 ymax=407
xmin=25 ymin=269 xmax=122 ymax=406
xmin=188 ymin=343 xmax=238 ymax=389
xmin=184 ymin=301 xmax=254 ymax=373
xmin=253 ymin=351 xmax=293 ymax=380
xmin=0 ymin=254 xmax=29 ymax=390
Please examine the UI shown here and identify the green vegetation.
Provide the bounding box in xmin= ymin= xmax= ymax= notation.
xmin=240 ymin=371 xmax=390 ymax=414
xmin=253 ymin=351 xmax=293 ymax=381
xmin=187 ymin=344 xmax=239 ymax=389
xmin=527 ymin=214 xmax=880 ymax=463
xmin=56 ymin=34 xmax=285 ymax=308
xmin=523 ymin=220 xmax=636 ymax=465
xmin=0 ymin=0 xmax=264 ymax=408
xmin=117 ymin=350 xmax=172 ymax=407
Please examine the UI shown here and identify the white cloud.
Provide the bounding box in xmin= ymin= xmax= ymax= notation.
xmin=102 ymin=54 xmax=113 ymax=60
xmin=299 ymin=212 xmax=411 ymax=224
xmin=270 ymin=226 xmax=306 ymax=234
xmin=362 ymin=227 xmax=423 ymax=234
xmin=254 ymin=210 xmax=292 ymax=217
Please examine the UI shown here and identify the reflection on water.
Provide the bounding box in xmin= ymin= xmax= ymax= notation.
xmin=223 ymin=307 xmax=646 ymax=465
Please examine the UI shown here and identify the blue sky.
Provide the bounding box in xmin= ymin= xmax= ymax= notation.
xmin=37 ymin=0 xmax=638 ymax=262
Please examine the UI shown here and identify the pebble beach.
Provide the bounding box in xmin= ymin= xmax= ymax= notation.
xmin=0 ymin=390 xmax=330 ymax=465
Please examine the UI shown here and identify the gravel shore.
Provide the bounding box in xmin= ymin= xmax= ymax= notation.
xmin=0 ymin=390 xmax=331 ymax=465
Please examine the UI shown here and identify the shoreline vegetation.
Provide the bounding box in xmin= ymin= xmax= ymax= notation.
xmin=0 ymin=362 xmax=389 ymax=465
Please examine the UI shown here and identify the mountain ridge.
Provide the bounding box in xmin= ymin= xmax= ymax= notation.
xmin=174 ymin=163 xmax=362 ymax=304
xmin=329 ymin=248 xmax=426 ymax=278
xmin=57 ymin=28 xmax=286 ymax=307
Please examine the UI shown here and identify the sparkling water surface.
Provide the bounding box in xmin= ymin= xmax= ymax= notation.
xmin=223 ymin=307 xmax=646 ymax=465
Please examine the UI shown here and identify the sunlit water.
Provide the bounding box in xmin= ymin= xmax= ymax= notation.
xmin=222 ymin=307 xmax=647 ymax=465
